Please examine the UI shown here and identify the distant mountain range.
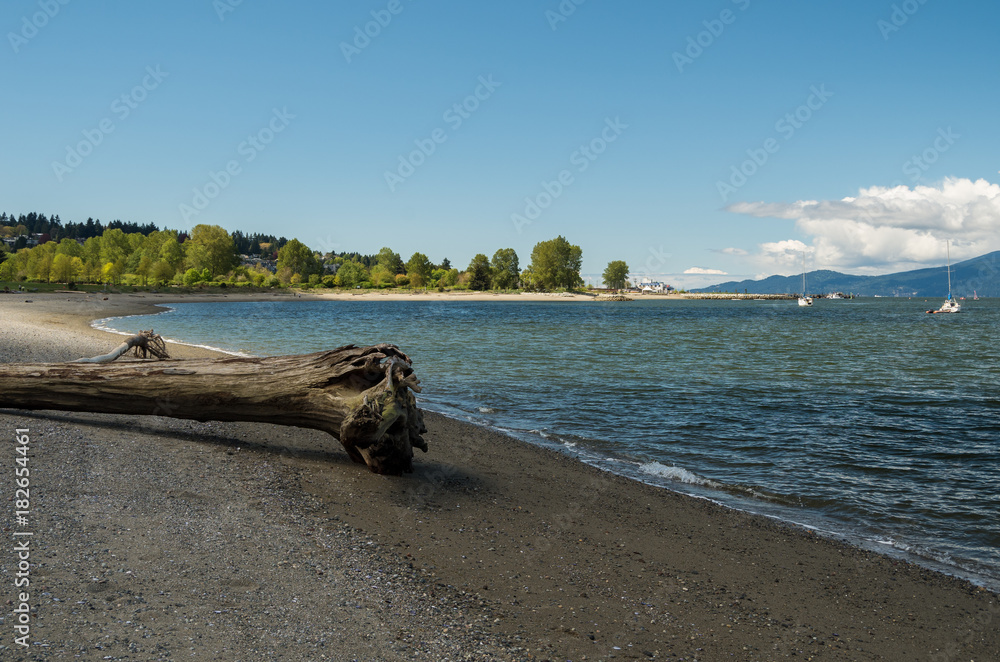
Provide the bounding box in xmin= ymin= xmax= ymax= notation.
xmin=696 ymin=251 xmax=1000 ymax=298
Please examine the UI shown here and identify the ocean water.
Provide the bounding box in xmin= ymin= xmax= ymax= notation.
xmin=97 ymin=298 xmax=1000 ymax=590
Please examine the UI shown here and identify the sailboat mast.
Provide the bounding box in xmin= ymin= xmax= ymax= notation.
xmin=947 ymin=241 xmax=952 ymax=300
xmin=802 ymin=251 xmax=806 ymax=295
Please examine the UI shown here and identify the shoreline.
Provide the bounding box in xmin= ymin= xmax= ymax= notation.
xmin=43 ymin=291 xmax=1000 ymax=590
xmin=1 ymin=292 xmax=997 ymax=660
xmin=86 ymin=292 xmax=1000 ymax=593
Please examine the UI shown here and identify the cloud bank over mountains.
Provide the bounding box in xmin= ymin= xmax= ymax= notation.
xmin=726 ymin=177 xmax=1000 ymax=275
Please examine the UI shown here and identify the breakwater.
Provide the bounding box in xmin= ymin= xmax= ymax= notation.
xmin=681 ymin=293 xmax=796 ymax=300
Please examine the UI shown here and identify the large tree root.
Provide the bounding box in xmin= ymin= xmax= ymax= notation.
xmin=0 ymin=344 xmax=427 ymax=475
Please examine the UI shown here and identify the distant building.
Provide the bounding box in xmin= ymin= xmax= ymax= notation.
xmin=240 ymin=255 xmax=277 ymax=273
xmin=637 ymin=278 xmax=672 ymax=294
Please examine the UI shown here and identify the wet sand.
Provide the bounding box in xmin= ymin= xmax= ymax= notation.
xmin=0 ymin=292 xmax=997 ymax=660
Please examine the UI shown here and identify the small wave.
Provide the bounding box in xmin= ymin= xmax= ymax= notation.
xmin=90 ymin=319 xmax=254 ymax=358
xmin=638 ymin=461 xmax=717 ymax=487
xmin=91 ymin=323 xmax=134 ymax=337
xmin=160 ymin=338 xmax=255 ymax=358
xmin=523 ymin=428 xmax=579 ymax=449
xmin=477 ymin=406 xmax=498 ymax=414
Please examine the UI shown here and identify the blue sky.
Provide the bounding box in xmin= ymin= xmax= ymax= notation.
xmin=3 ymin=0 xmax=999 ymax=287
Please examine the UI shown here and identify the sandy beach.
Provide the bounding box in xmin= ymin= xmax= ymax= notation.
xmin=1 ymin=292 xmax=997 ymax=661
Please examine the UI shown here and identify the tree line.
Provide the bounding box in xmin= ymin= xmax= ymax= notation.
xmin=0 ymin=212 xmax=288 ymax=257
xmin=0 ymin=213 xmax=621 ymax=291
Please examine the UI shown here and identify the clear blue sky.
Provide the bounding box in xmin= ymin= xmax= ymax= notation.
xmin=3 ymin=0 xmax=999 ymax=287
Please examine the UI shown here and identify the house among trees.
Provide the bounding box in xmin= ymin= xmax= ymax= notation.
xmin=239 ymin=255 xmax=277 ymax=273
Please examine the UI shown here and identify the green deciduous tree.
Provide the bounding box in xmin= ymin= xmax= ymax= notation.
xmin=103 ymin=260 xmax=125 ymax=284
xmin=139 ymin=230 xmax=174 ymax=265
xmin=528 ymin=236 xmax=583 ymax=290
xmin=135 ymin=255 xmax=153 ymax=286
xmin=82 ymin=236 xmax=102 ymax=277
xmin=100 ymin=228 xmax=130 ymax=267
xmin=491 ymin=248 xmax=519 ymax=290
xmin=51 ymin=253 xmax=77 ymax=284
xmin=376 ymin=247 xmax=405 ymax=275
xmin=467 ymin=254 xmax=492 ymax=291
xmin=183 ymin=268 xmax=204 ymax=287
xmin=56 ymin=238 xmax=83 ymax=258
xmin=0 ymin=249 xmax=25 ymax=281
xmin=335 ymin=261 xmax=369 ymax=288
xmin=151 ymin=260 xmax=175 ymax=284
xmin=405 ymin=252 xmax=433 ymax=288
xmin=602 ymin=260 xmax=630 ymax=290
xmin=159 ymin=237 xmax=185 ymax=271
xmin=28 ymin=243 xmax=56 ymax=282
xmin=369 ymin=264 xmax=393 ymax=288
xmin=185 ymin=224 xmax=236 ymax=278
xmin=276 ymin=238 xmax=320 ymax=283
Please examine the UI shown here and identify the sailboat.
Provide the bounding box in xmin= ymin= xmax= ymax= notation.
xmin=926 ymin=241 xmax=961 ymax=314
xmin=797 ymin=252 xmax=813 ymax=307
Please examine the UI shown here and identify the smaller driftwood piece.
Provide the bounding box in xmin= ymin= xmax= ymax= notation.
xmin=72 ymin=329 xmax=170 ymax=363
xmin=0 ymin=344 xmax=427 ymax=475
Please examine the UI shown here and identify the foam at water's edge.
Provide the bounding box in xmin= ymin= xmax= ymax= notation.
xmin=637 ymin=461 xmax=718 ymax=487
xmin=91 ymin=316 xmax=256 ymax=358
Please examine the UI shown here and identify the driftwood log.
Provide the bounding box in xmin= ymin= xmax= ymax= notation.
xmin=73 ymin=329 xmax=170 ymax=363
xmin=0 ymin=344 xmax=427 ymax=475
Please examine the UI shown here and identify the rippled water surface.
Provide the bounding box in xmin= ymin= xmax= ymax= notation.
xmin=100 ymin=298 xmax=1000 ymax=588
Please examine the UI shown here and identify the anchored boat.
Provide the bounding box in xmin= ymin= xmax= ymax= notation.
xmin=926 ymin=241 xmax=961 ymax=314
xmin=798 ymin=252 xmax=813 ymax=307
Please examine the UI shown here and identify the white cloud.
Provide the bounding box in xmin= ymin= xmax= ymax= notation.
xmin=757 ymin=239 xmax=812 ymax=273
xmin=684 ymin=267 xmax=728 ymax=275
xmin=727 ymin=177 xmax=1000 ymax=273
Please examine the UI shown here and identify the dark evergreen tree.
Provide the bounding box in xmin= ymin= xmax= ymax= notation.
xmin=467 ymin=254 xmax=492 ymax=291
